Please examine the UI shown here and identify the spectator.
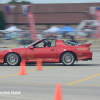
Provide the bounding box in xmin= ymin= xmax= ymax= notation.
xmin=62 ymin=31 xmax=66 ymax=39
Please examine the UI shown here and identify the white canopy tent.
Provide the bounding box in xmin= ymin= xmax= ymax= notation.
xmin=4 ymin=26 xmax=23 ymax=32
xmin=43 ymin=26 xmax=60 ymax=33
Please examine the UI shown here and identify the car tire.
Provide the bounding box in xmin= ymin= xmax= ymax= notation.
xmin=61 ymin=52 xmax=75 ymax=66
xmin=6 ymin=53 xmax=20 ymax=66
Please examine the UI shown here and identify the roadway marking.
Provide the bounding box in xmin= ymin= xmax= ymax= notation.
xmin=0 ymin=83 xmax=100 ymax=86
xmin=0 ymin=73 xmax=18 ymax=78
xmin=1 ymin=66 xmax=100 ymax=86
xmin=71 ymin=85 xmax=100 ymax=86
xmin=66 ymin=73 xmax=100 ymax=85
xmin=0 ymin=66 xmax=59 ymax=79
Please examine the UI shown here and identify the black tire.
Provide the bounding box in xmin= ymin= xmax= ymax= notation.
xmin=5 ymin=53 xmax=20 ymax=66
xmin=61 ymin=52 xmax=75 ymax=66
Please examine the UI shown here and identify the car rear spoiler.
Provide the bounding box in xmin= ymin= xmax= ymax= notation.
xmin=79 ymin=43 xmax=92 ymax=47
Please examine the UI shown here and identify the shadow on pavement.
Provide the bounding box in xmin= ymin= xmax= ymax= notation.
xmin=73 ymin=64 xmax=100 ymax=66
xmin=0 ymin=63 xmax=99 ymax=66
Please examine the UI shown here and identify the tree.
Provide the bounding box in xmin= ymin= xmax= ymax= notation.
xmin=0 ymin=11 xmax=6 ymax=30
xmin=8 ymin=0 xmax=32 ymax=4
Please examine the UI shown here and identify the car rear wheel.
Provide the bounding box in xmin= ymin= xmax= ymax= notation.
xmin=61 ymin=52 xmax=75 ymax=66
xmin=6 ymin=53 xmax=20 ymax=66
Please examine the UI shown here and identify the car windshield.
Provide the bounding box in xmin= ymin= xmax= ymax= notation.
xmin=25 ymin=40 xmax=40 ymax=48
xmin=62 ymin=39 xmax=78 ymax=46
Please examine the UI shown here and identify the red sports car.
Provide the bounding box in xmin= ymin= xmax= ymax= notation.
xmin=0 ymin=39 xmax=92 ymax=66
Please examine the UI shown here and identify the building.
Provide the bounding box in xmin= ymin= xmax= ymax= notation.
xmin=0 ymin=3 xmax=100 ymax=30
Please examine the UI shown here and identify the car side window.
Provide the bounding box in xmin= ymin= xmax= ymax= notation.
xmin=33 ymin=41 xmax=44 ymax=48
xmin=49 ymin=40 xmax=56 ymax=47
xmin=33 ymin=40 xmax=56 ymax=48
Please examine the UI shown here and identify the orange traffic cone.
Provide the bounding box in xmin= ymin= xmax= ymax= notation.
xmin=36 ymin=59 xmax=42 ymax=70
xmin=18 ymin=62 xmax=27 ymax=75
xmin=54 ymin=84 xmax=62 ymax=100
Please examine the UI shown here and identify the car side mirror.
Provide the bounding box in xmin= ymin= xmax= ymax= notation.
xmin=29 ymin=45 xmax=33 ymax=49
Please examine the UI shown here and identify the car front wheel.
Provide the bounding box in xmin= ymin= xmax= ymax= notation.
xmin=6 ymin=53 xmax=20 ymax=66
xmin=61 ymin=52 xmax=75 ymax=66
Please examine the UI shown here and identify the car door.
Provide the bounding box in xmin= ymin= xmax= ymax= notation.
xmin=25 ymin=40 xmax=56 ymax=62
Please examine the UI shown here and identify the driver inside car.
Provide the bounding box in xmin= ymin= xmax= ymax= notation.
xmin=43 ymin=40 xmax=51 ymax=47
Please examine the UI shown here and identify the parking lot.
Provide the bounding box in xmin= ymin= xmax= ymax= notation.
xmin=0 ymin=52 xmax=100 ymax=100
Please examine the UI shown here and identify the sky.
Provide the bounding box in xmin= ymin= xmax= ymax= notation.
xmin=0 ymin=0 xmax=100 ymax=4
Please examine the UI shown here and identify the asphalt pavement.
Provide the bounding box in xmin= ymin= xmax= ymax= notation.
xmin=0 ymin=52 xmax=100 ymax=100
